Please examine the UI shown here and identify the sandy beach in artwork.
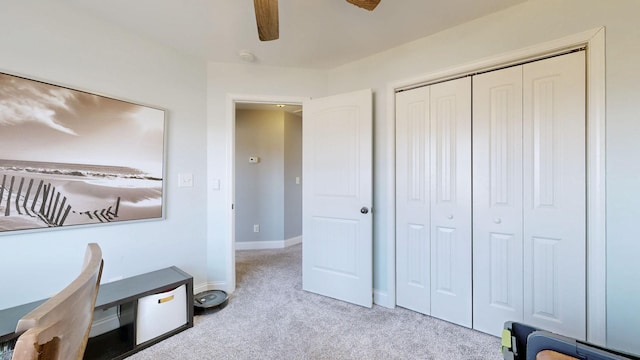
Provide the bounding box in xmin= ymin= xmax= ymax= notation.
xmin=0 ymin=161 xmax=162 ymax=233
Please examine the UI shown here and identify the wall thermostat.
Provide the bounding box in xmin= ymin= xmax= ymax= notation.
xmin=249 ymin=156 xmax=260 ymax=163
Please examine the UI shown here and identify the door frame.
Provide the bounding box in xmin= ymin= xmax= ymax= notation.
xmin=387 ymin=27 xmax=606 ymax=345
xmin=225 ymin=94 xmax=307 ymax=293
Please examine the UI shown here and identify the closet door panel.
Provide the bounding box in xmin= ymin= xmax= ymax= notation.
xmin=429 ymin=77 xmax=472 ymax=328
xmin=472 ymin=66 xmax=524 ymax=336
xmin=395 ymin=87 xmax=431 ymax=314
xmin=523 ymin=51 xmax=586 ymax=340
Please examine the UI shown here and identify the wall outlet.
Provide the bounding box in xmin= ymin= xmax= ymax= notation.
xmin=253 ymin=224 xmax=260 ymax=232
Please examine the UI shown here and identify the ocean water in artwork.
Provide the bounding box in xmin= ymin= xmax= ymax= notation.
xmin=0 ymin=159 xmax=162 ymax=232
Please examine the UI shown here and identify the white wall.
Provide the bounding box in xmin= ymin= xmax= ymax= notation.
xmin=206 ymin=63 xmax=326 ymax=291
xmin=326 ymin=0 xmax=640 ymax=354
xmin=0 ymin=1 xmax=208 ymax=308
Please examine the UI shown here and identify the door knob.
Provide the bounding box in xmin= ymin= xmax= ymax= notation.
xmin=447 ymin=214 xmax=454 ymax=220
xmin=493 ymin=218 xmax=502 ymax=224
xmin=360 ymin=207 xmax=369 ymax=214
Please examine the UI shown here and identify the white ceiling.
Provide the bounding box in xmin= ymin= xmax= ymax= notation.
xmin=236 ymin=102 xmax=302 ymax=115
xmin=56 ymin=0 xmax=526 ymax=69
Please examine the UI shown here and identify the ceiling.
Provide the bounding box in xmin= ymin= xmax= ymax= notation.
xmin=236 ymin=102 xmax=302 ymax=115
xmin=56 ymin=0 xmax=526 ymax=69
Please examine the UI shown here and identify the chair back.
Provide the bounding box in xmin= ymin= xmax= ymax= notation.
xmin=12 ymin=243 xmax=103 ymax=360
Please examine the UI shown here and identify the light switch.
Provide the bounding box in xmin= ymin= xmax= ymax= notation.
xmin=178 ymin=173 xmax=193 ymax=188
xmin=212 ymin=179 xmax=221 ymax=190
xmin=295 ymin=176 xmax=301 ymax=185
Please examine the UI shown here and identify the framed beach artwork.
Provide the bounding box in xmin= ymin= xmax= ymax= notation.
xmin=0 ymin=71 xmax=166 ymax=234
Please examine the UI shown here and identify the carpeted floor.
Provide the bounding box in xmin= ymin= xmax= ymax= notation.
xmin=127 ymin=244 xmax=502 ymax=359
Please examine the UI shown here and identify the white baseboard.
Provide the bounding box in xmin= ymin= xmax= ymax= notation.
xmin=236 ymin=236 xmax=302 ymax=250
xmin=373 ymin=289 xmax=394 ymax=309
xmin=193 ymin=282 xmax=211 ymax=295
xmin=195 ymin=280 xmax=232 ymax=294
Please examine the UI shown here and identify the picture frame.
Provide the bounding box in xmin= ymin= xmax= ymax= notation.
xmin=0 ymin=71 xmax=166 ymax=234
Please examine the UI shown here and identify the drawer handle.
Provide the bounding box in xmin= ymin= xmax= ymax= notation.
xmin=158 ymin=295 xmax=175 ymax=304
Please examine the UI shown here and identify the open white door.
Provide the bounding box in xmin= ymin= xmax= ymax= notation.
xmin=302 ymin=89 xmax=373 ymax=308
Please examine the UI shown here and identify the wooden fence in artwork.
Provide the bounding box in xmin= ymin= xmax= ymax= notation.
xmin=76 ymin=197 xmax=120 ymax=223
xmin=0 ymin=174 xmax=72 ymax=227
xmin=0 ymin=174 xmax=121 ymax=228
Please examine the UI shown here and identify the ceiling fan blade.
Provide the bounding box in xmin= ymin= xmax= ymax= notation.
xmin=346 ymin=0 xmax=381 ymax=11
xmin=254 ymin=0 xmax=279 ymax=41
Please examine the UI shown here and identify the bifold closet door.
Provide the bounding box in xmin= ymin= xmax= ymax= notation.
xmin=396 ymin=77 xmax=472 ymax=328
xmin=472 ymin=51 xmax=586 ymax=339
xmin=429 ymin=77 xmax=472 ymax=327
xmin=396 ymin=86 xmax=431 ymax=315
xmin=472 ymin=65 xmax=524 ymax=336
xmin=522 ymin=51 xmax=586 ymax=340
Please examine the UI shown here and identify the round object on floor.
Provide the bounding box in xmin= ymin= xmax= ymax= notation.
xmin=194 ymin=290 xmax=228 ymax=314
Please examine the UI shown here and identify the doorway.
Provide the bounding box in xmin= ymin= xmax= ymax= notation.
xmin=230 ymin=98 xmax=305 ymax=291
xmin=234 ymin=102 xmax=303 ymax=250
xmin=228 ymin=90 xmax=374 ymax=308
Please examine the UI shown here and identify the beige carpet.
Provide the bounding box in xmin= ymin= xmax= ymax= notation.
xmin=127 ymin=244 xmax=501 ymax=359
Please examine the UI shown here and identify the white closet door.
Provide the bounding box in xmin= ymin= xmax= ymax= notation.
xmin=523 ymin=51 xmax=586 ymax=339
xmin=429 ymin=77 xmax=472 ymax=328
xmin=472 ymin=66 xmax=524 ymax=336
xmin=396 ymin=87 xmax=431 ymax=314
